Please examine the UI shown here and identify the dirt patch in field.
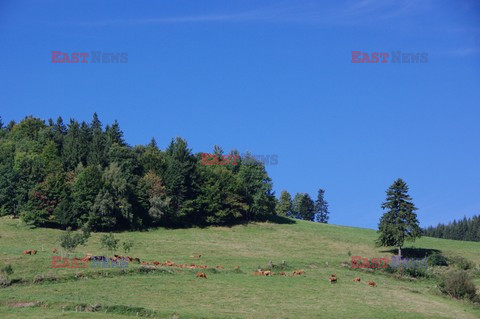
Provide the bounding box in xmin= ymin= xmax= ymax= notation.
xmin=9 ymin=301 xmax=40 ymax=308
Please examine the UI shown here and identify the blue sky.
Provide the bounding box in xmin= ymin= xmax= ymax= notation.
xmin=0 ymin=0 xmax=479 ymax=229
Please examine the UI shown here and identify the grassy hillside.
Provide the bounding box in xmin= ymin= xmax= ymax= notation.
xmin=0 ymin=216 xmax=479 ymax=318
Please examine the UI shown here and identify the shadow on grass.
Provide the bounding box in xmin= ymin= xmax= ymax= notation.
xmin=265 ymin=215 xmax=297 ymax=225
xmin=380 ymin=247 xmax=441 ymax=258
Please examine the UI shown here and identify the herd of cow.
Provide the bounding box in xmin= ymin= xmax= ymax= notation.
xmin=21 ymin=248 xmax=377 ymax=286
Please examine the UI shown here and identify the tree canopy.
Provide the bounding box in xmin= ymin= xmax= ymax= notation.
xmin=0 ymin=115 xmax=278 ymax=230
xmin=376 ymin=178 xmax=421 ymax=256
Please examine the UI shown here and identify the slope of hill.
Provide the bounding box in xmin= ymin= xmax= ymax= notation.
xmin=0 ymin=216 xmax=479 ymax=318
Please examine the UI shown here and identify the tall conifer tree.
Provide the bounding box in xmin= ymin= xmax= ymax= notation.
xmin=376 ymin=178 xmax=421 ymax=256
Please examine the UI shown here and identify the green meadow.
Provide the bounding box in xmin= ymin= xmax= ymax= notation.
xmin=0 ymin=216 xmax=479 ymax=318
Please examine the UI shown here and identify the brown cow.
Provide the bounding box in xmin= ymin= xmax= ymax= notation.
xmin=22 ymin=250 xmax=31 ymax=255
xmin=278 ymin=271 xmax=286 ymax=276
xmin=292 ymin=270 xmax=305 ymax=276
xmin=164 ymin=261 xmax=175 ymax=267
xmin=215 ymin=265 xmax=224 ymax=269
xmin=52 ymin=248 xmax=57 ymax=254
xmin=353 ymin=277 xmax=361 ymax=282
xmin=31 ymin=250 xmax=37 ymax=255
xmin=368 ymin=281 xmax=377 ymax=287
xmin=190 ymin=254 xmax=202 ymax=258
xmin=263 ymin=270 xmax=273 ymax=276
xmin=196 ymin=272 xmax=207 ymax=279
xmin=330 ymin=274 xmax=336 ymax=277
xmin=329 ymin=276 xmax=337 ymax=283
xmin=253 ymin=270 xmax=265 ymax=276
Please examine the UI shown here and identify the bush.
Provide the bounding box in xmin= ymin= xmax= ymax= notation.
xmin=33 ymin=274 xmax=44 ymax=284
xmin=381 ymin=264 xmax=396 ymax=274
xmin=428 ymin=253 xmax=448 ymax=267
xmin=122 ymin=240 xmax=134 ymax=254
xmin=0 ymin=274 xmax=10 ymax=287
xmin=1 ymin=265 xmax=13 ymax=276
xmin=101 ymin=233 xmax=119 ymax=256
xmin=402 ymin=265 xmax=429 ymax=278
xmin=439 ymin=270 xmax=478 ymax=301
xmin=60 ymin=226 xmax=90 ymax=254
xmin=449 ymin=256 xmax=475 ymax=270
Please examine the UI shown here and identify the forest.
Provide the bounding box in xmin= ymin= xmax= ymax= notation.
xmin=423 ymin=215 xmax=480 ymax=242
xmin=0 ymin=114 xmax=328 ymax=231
xmin=0 ymin=114 xmax=279 ymax=230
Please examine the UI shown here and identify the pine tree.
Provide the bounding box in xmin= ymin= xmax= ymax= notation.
xmin=376 ymin=178 xmax=421 ymax=256
xmin=292 ymin=193 xmax=315 ymax=221
xmin=87 ymin=113 xmax=105 ymax=166
xmin=314 ymin=188 xmax=330 ymax=223
xmin=62 ymin=119 xmax=81 ymax=170
xmin=276 ymin=190 xmax=292 ymax=216
xmin=105 ymin=120 xmax=126 ymax=147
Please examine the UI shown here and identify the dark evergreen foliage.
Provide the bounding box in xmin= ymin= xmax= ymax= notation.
xmin=376 ymin=178 xmax=422 ymax=256
xmin=424 ymin=215 xmax=480 ymax=242
xmin=0 ymin=115 xmax=278 ymax=230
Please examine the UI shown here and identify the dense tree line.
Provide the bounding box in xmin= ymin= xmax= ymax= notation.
xmin=424 ymin=215 xmax=480 ymax=242
xmin=0 ymin=114 xmax=277 ymax=230
xmin=275 ymin=189 xmax=330 ymax=223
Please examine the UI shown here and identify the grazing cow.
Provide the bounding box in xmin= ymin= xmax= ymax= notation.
xmin=22 ymin=250 xmax=31 ymax=255
xmin=178 ymin=264 xmax=186 ymax=268
xmin=353 ymin=277 xmax=361 ymax=282
xmin=52 ymin=248 xmax=57 ymax=254
xmin=253 ymin=269 xmax=265 ymax=276
xmin=329 ymin=276 xmax=337 ymax=283
xmin=330 ymin=274 xmax=336 ymax=277
xmin=368 ymin=281 xmax=377 ymax=287
xmin=197 ymin=265 xmax=208 ymax=269
xmin=263 ymin=270 xmax=272 ymax=276
xmin=190 ymin=254 xmax=202 ymax=258
xmin=164 ymin=261 xmax=174 ymax=267
xmin=31 ymin=250 xmax=37 ymax=255
xmin=196 ymin=272 xmax=207 ymax=279
xmin=292 ymin=270 xmax=305 ymax=276
xmin=153 ymin=261 xmax=161 ymax=266
xmin=278 ymin=272 xmax=286 ymax=276
xmin=216 ymin=265 xmax=224 ymax=269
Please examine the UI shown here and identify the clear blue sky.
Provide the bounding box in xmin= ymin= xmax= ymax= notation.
xmin=1 ymin=0 xmax=479 ymax=229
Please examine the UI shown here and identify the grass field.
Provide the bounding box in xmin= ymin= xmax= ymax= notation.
xmin=0 ymin=216 xmax=479 ymax=318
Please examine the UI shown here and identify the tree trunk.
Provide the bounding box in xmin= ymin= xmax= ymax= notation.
xmin=398 ymin=246 xmax=402 ymax=257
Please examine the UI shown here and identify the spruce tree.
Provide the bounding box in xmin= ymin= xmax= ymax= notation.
xmin=376 ymin=178 xmax=421 ymax=256
xmin=276 ymin=190 xmax=292 ymax=216
xmin=314 ymin=188 xmax=329 ymax=223
xmin=292 ymin=193 xmax=315 ymax=221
